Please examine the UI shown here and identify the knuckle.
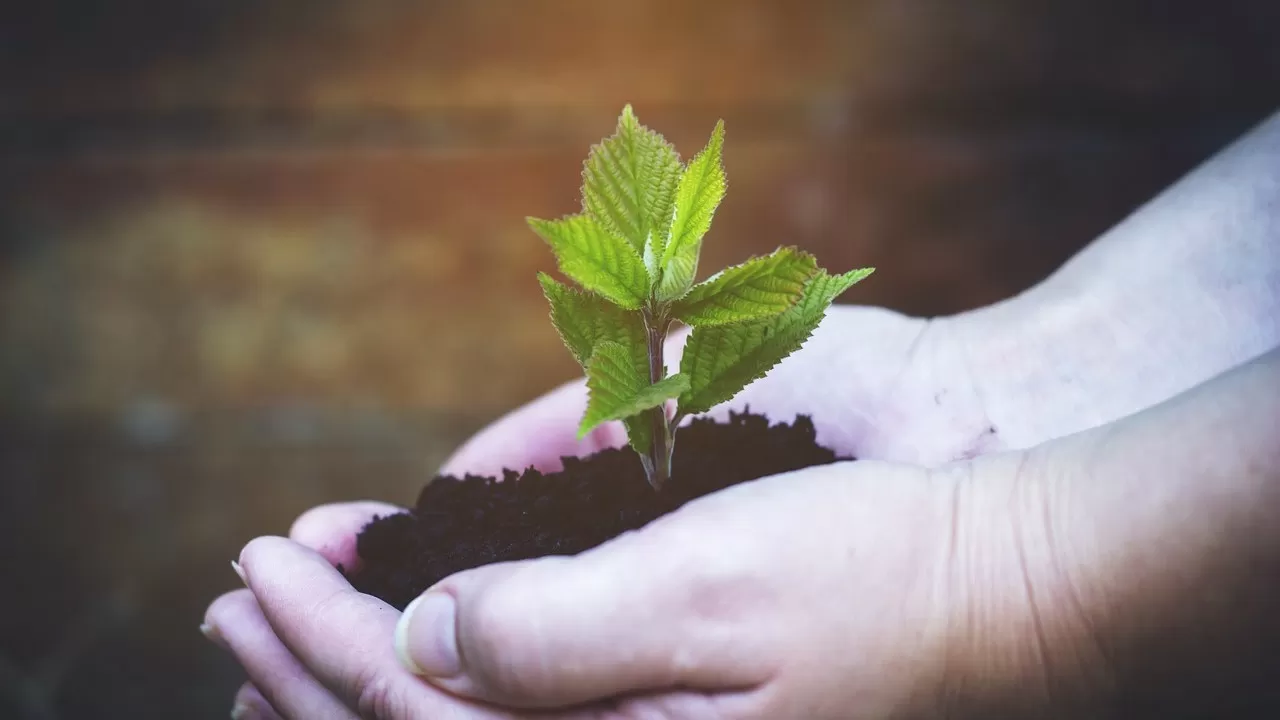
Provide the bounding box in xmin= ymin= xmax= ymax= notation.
xmin=672 ymin=540 xmax=762 ymax=625
xmin=307 ymin=585 xmax=354 ymax=620
xmin=681 ymin=564 xmax=756 ymax=626
xmin=353 ymin=671 xmax=413 ymax=720
xmin=294 ymin=586 xmax=368 ymax=641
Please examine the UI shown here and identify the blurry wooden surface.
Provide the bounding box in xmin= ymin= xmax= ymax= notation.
xmin=5 ymin=0 xmax=1279 ymax=415
xmin=1 ymin=1 xmax=1277 ymax=718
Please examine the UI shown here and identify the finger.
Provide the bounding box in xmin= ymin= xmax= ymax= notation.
xmin=205 ymin=589 xmax=357 ymax=719
xmin=238 ymin=536 xmax=514 ymax=720
xmin=289 ymin=501 xmax=405 ymax=569
xmin=393 ymin=516 xmax=774 ymax=709
xmin=439 ymin=378 xmax=621 ymax=477
xmin=441 ymin=328 xmax=691 ymax=478
xmin=231 ymin=683 xmax=285 ymax=720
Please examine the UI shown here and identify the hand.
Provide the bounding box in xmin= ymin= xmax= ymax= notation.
xmin=205 ymin=503 xmax=521 ymax=720
xmin=202 ymin=304 xmax=1106 ymax=719
xmin=387 ymin=457 xmax=1050 ymax=718
xmin=210 ymin=459 xmax=1065 ymax=719
xmin=212 ymin=350 xmax=1280 ymax=718
xmin=209 ymin=440 xmax=1120 ymax=718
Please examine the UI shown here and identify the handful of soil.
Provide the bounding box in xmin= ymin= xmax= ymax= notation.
xmin=348 ymin=411 xmax=845 ymax=609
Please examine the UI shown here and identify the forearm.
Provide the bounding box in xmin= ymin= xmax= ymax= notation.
xmin=1031 ymin=349 xmax=1280 ymax=716
xmin=962 ymin=111 xmax=1280 ymax=444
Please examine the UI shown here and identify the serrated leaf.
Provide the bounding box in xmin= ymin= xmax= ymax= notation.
xmin=581 ymin=105 xmax=682 ymax=258
xmin=622 ymin=416 xmax=653 ymax=456
xmin=538 ymin=273 xmax=646 ymax=370
xmin=678 ymin=267 xmax=874 ymax=414
xmin=657 ymin=119 xmax=726 ymax=300
xmin=579 ymin=341 xmax=690 ymax=439
xmin=528 ymin=215 xmax=648 ymax=309
xmin=672 ymin=247 xmax=818 ymax=326
xmin=642 ymin=230 xmax=661 ymax=282
xmin=539 ymin=276 xmax=653 ymax=453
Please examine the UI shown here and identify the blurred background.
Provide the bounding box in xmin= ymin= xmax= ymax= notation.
xmin=0 ymin=1 xmax=1277 ymax=717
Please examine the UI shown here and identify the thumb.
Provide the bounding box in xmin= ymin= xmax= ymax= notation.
xmin=391 ymin=525 xmax=773 ymax=708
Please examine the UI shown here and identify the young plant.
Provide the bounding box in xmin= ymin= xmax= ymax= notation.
xmin=531 ymin=105 xmax=873 ymax=491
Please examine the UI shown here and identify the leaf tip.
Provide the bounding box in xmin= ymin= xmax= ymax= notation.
xmin=619 ymin=103 xmax=639 ymax=130
xmin=842 ymin=267 xmax=876 ymax=284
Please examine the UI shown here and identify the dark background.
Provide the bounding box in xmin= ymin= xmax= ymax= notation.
xmin=1 ymin=1 xmax=1277 ymax=717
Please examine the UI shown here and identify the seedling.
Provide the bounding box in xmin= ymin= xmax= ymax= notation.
xmin=531 ymin=105 xmax=873 ymax=491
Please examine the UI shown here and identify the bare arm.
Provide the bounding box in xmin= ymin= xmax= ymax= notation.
xmin=958 ymin=348 xmax=1280 ymax=717
xmin=962 ymin=111 xmax=1280 ymax=446
xmin=1066 ymin=348 xmax=1280 ymax=716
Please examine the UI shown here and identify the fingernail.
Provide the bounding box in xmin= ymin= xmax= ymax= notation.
xmin=200 ymin=621 xmax=223 ymax=645
xmin=230 ymin=701 xmax=255 ymax=720
xmin=231 ymin=560 xmax=247 ymax=585
xmin=394 ymin=591 xmax=460 ymax=678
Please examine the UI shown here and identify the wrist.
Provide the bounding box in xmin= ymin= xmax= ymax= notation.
xmin=946 ymin=282 xmax=1139 ymax=449
xmin=931 ymin=451 xmax=1115 ymax=718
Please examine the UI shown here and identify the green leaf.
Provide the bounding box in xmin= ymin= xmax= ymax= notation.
xmin=657 ymin=119 xmax=726 ymax=300
xmin=621 ymin=416 xmax=653 ymax=457
xmin=581 ymin=105 xmax=682 ymax=258
xmin=539 ymin=275 xmax=653 ymax=452
xmin=537 ymin=273 xmax=646 ymax=370
xmin=579 ymin=341 xmax=690 ymax=439
xmin=678 ymin=268 xmax=874 ymax=414
xmin=528 ymin=215 xmax=648 ymax=309
xmin=671 ymin=247 xmax=818 ymax=326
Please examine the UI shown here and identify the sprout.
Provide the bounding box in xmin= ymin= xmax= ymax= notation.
xmin=531 ymin=106 xmax=873 ymax=490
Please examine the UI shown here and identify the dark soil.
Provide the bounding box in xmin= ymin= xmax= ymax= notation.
xmin=348 ymin=411 xmax=846 ymax=609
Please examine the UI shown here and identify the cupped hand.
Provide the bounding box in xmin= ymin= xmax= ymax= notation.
xmin=204 ymin=304 xmax=1106 ymax=718
xmin=388 ymin=458 xmax=1008 ymax=718
xmin=212 ymin=459 xmax=1071 ymax=719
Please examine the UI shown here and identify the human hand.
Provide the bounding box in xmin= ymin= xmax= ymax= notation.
xmin=388 ymin=456 xmax=1046 ymax=718
xmin=397 ymin=346 xmax=1280 ymax=717
xmin=202 ymin=303 xmax=1110 ymax=719
xmin=211 ymin=435 xmax=1142 ymax=718
xmin=207 ymin=337 xmax=1280 ymax=719
xmin=211 ymin=458 xmax=1083 ymax=718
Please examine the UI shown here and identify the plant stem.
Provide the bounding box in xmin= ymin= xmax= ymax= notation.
xmin=642 ymin=310 xmax=674 ymax=492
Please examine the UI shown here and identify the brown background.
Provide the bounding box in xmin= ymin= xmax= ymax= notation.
xmin=1 ymin=1 xmax=1278 ymax=717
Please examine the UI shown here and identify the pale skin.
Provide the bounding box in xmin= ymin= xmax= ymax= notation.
xmin=205 ymin=111 xmax=1280 ymax=719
